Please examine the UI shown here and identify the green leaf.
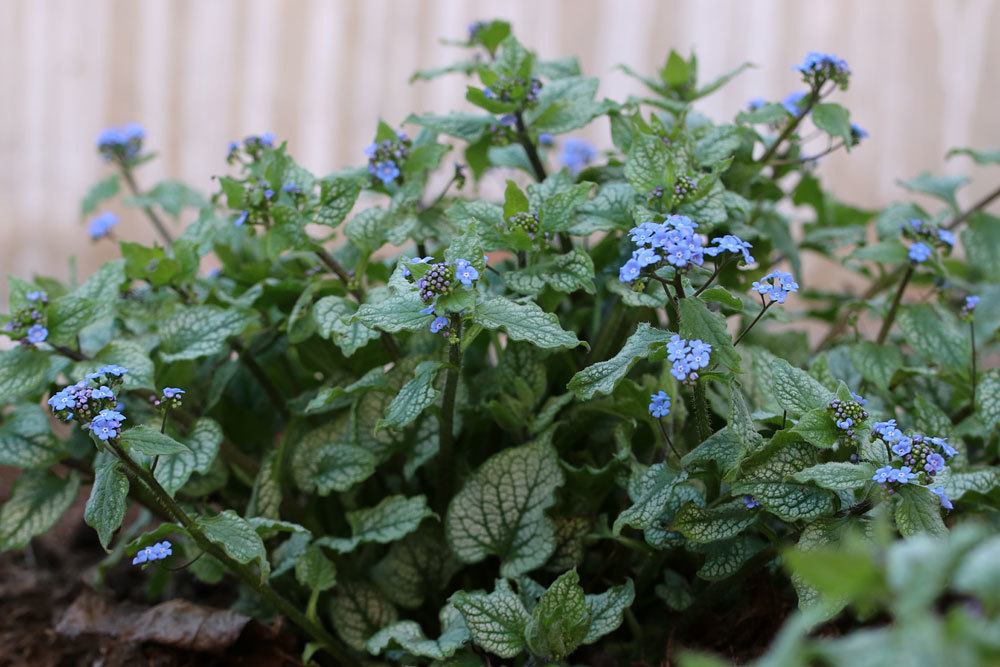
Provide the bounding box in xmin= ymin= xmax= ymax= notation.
xmin=377 ymin=361 xmax=445 ymax=431
xmin=811 ymin=103 xmax=852 ymax=144
xmin=0 ymin=404 xmax=60 ymax=468
xmin=947 ymin=146 xmax=1000 ymax=165
xmin=120 ymin=425 xmax=189 ymax=456
xmin=699 ymin=286 xmax=742 ymax=310
xmin=452 ymin=585 xmax=529 ymax=659
xmin=793 ymin=462 xmax=876 ymax=491
xmin=694 ymin=126 xmax=744 ymax=166
xmin=898 ymin=172 xmax=968 ymax=210
xmin=0 ymin=347 xmax=56 ymax=404
xmin=976 ymin=369 xmax=1000 ymax=431
xmin=525 ymin=569 xmax=591 ymax=661
xmin=126 ymin=181 xmax=205 ymax=217
xmin=317 ymin=495 xmax=434 ymax=553
xmin=446 ymin=435 xmax=564 ymax=576
xmin=770 ymin=358 xmax=834 ymax=417
xmin=158 ymin=306 xmax=255 ymax=362
xmin=679 ymin=299 xmax=739 ymax=372
xmin=291 ymin=419 xmax=377 ymax=495
xmin=961 ymin=214 xmax=1000 ymax=282
xmin=954 ymin=535 xmax=1000 ymax=607
xmin=80 ymin=174 xmax=120 ymax=216
xmin=372 ymin=527 xmax=461 ymax=609
xmin=583 ymin=579 xmax=634 ymax=644
xmin=247 ymin=452 xmax=281 ymax=519
xmin=354 ymin=292 xmax=431 ymax=333
xmin=314 ymin=177 xmax=361 ymax=227
xmin=849 ymin=342 xmax=903 ymax=391
xmin=506 ymin=248 xmax=596 ymax=296
xmin=406 ymin=112 xmax=494 ymax=141
xmin=503 ymin=179 xmax=530 ymax=221
xmin=0 ymin=470 xmax=80 ymax=552
xmin=696 ymin=536 xmax=765 ymax=581
xmin=734 ymin=482 xmax=834 ymax=521
xmin=195 ymin=510 xmax=270 ymax=581
xmin=613 ymin=465 xmax=688 ymax=535
xmin=313 ymin=296 xmax=380 ymax=357
xmin=897 ymin=304 xmax=969 ymax=370
xmin=894 ymin=485 xmax=947 ymax=537
xmin=791 ymin=408 xmax=841 ymax=448
xmin=153 ymin=418 xmax=222 ymax=495
xmin=329 ymin=582 xmax=399 ymax=652
xmin=367 ymin=607 xmax=470 ymax=660
xmin=568 ymin=323 xmax=671 ymax=400
xmin=849 ymin=240 xmax=909 ymax=264
xmin=669 ymin=502 xmax=755 ymax=544
xmin=624 ymin=134 xmax=669 ymax=192
xmin=472 ymin=295 xmax=581 ymax=350
xmin=85 ymin=453 xmax=129 ymax=550
xmin=661 ymin=50 xmax=691 ymax=86
xmin=295 ymin=543 xmax=337 ymax=592
xmin=537 ymin=182 xmax=593 ymax=233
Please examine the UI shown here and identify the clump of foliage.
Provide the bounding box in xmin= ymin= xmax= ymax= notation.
xmin=2 ymin=20 xmax=1000 ymax=666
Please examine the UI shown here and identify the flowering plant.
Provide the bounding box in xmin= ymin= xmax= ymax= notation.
xmin=1 ymin=21 xmax=999 ymax=665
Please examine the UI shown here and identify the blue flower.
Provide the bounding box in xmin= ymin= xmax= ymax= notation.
xmin=363 ymin=143 xmax=377 ymax=158
xmin=742 ymin=495 xmax=760 ymax=509
xmin=560 ymin=138 xmax=596 ymax=174
xmin=894 ymin=466 xmax=916 ymax=484
xmin=924 ymin=453 xmax=946 ymax=474
xmin=26 ymin=290 xmax=48 ymax=303
xmin=908 ymin=242 xmax=932 ymax=263
xmin=927 ymin=436 xmax=957 ymax=458
xmin=782 ymin=91 xmax=806 ymax=115
xmin=419 ymin=305 xmax=435 ymax=315
xmin=648 ymin=391 xmax=671 ymax=418
xmin=964 ymin=295 xmax=980 ymax=312
xmin=746 ymin=97 xmax=767 ymax=111
xmin=430 ymin=316 xmax=449 ymax=334
xmin=498 ymin=114 xmax=517 ymax=127
xmin=872 ymin=466 xmax=894 ymax=484
xmin=89 ymin=418 xmax=120 ymax=441
xmin=850 ymin=392 xmax=867 ymax=406
xmin=937 ymin=229 xmax=955 ymax=247
xmin=98 ymin=365 xmax=128 ymax=377
xmin=91 ymin=386 xmax=115 ymax=400
xmin=704 ymin=234 xmax=755 ymax=264
xmin=88 ymin=212 xmax=118 ymax=240
xmin=163 ymin=387 xmax=185 ymax=399
xmin=891 ymin=436 xmax=913 ymax=457
xmin=234 ymin=211 xmax=249 ymax=227
xmin=48 ymin=389 xmax=76 ymax=411
xmin=633 ymin=247 xmax=661 ymax=268
xmin=372 ymin=160 xmax=400 ymax=185
xmin=264 ymin=188 xmax=275 ymax=200
xmin=795 ymin=52 xmax=850 ymax=78
xmin=97 ymin=409 xmax=126 ymax=424
xmin=403 ymin=256 xmax=434 ymax=277
xmin=538 ymin=132 xmax=554 ymax=146
xmin=482 ymin=87 xmax=495 ymax=99
xmin=931 ymin=487 xmax=954 ymax=511
xmin=132 ymin=540 xmax=173 ymax=565
xmin=96 ymin=123 xmax=145 ymax=161
xmin=454 ymin=259 xmax=479 ymax=286
xmin=850 ymin=123 xmax=869 ymax=143
xmin=665 ymin=335 xmax=711 ymax=383
xmin=282 ymin=183 xmax=302 ymax=195
xmin=752 ymin=271 xmax=799 ymax=304
xmin=26 ymin=325 xmax=48 ymax=345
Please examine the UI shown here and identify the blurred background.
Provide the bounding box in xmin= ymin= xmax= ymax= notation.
xmin=2 ymin=0 xmax=999 ymax=291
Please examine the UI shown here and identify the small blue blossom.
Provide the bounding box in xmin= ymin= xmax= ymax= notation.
xmin=704 ymin=235 xmax=755 ymax=264
xmin=932 ymin=487 xmax=954 ymax=511
xmin=908 ymin=242 xmax=932 ymax=263
xmin=891 ymin=436 xmax=913 ymax=457
xmin=937 ymin=229 xmax=955 ymax=247
xmin=234 ymin=210 xmax=249 ymax=227
xmin=894 ymin=466 xmax=916 ymax=484
xmin=850 ymin=123 xmax=869 ymax=143
xmin=88 ymin=212 xmax=118 ymax=240
xmin=96 ymin=123 xmax=145 ymax=162
xmin=964 ymin=295 xmax=980 ymax=311
xmin=795 ymin=52 xmax=850 ymax=83
xmin=48 ymin=390 xmax=76 ymax=411
xmin=560 ymin=138 xmax=596 ymax=174
xmin=132 ymin=541 xmax=173 ymax=566
xmin=264 ymin=188 xmax=275 ymax=200
xmin=26 ymin=291 xmax=48 ymax=303
xmin=482 ymin=87 xmax=495 ymax=99
xmin=872 ymin=466 xmax=894 ymax=484
xmin=89 ymin=418 xmax=121 ymax=441
xmin=98 ymin=365 xmax=128 ymax=378
xmin=419 ymin=305 xmax=436 ymax=315
xmin=430 ymin=316 xmax=449 ymax=334
xmin=618 ymin=258 xmax=642 ymax=283
xmin=752 ymin=271 xmax=799 ymax=304
xmin=850 ymin=392 xmax=867 ymax=406
xmin=26 ymin=324 xmax=48 ymax=345
xmin=402 ymin=256 xmax=434 ymax=277
xmin=163 ymin=387 xmax=185 ymax=399
xmin=96 ymin=409 xmax=126 ymax=424
xmin=927 ymin=436 xmax=957 ymax=458
xmin=746 ymin=97 xmax=767 ymax=111
xmin=454 ymin=259 xmax=479 ymax=287
xmin=924 ymin=453 xmax=946 ymax=474
xmin=742 ymin=495 xmax=760 ymax=510
xmin=633 ymin=247 xmax=661 ymax=268
xmin=372 ymin=160 xmax=400 ymax=185
xmin=538 ymin=132 xmax=554 ymax=146
xmin=91 ymin=386 xmax=115 ymax=400
xmin=282 ymin=182 xmax=302 ymax=195
xmin=782 ymin=91 xmax=806 ymax=115
xmin=498 ymin=114 xmax=517 ymax=127
xmin=648 ymin=391 xmax=671 ymax=419
xmin=363 ymin=143 xmax=377 ymax=158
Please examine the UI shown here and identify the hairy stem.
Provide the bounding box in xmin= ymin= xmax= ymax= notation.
xmin=106 ymin=438 xmax=352 ymax=663
xmin=514 ymin=111 xmax=547 ymax=183
xmin=758 ymin=82 xmax=827 ymax=165
xmin=970 ymin=320 xmax=977 ymax=409
xmin=656 ymin=419 xmax=681 ymax=462
xmin=734 ymin=298 xmax=774 ymax=346
xmin=119 ymin=165 xmax=174 ymax=246
xmin=229 ymin=339 xmax=290 ymax=420
xmin=875 ymin=265 xmax=914 ymax=345
xmin=692 ymin=383 xmax=711 ymax=441
xmin=436 ymin=317 xmax=463 ymax=508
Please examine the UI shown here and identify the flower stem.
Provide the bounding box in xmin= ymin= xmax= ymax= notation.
xmin=875 ymin=265 xmax=914 ymax=345
xmin=656 ymin=419 xmax=681 ymax=462
xmin=514 ymin=111 xmax=547 ymax=183
xmin=119 ymin=165 xmax=174 ymax=246
xmin=436 ymin=317 xmax=463 ymax=508
xmin=758 ymin=82 xmax=828 ymax=165
xmin=692 ymin=383 xmax=711 ymax=441
xmin=734 ymin=297 xmax=774 ymax=346
xmin=970 ymin=320 xmax=978 ymax=409
xmin=105 ymin=439 xmax=352 ymax=663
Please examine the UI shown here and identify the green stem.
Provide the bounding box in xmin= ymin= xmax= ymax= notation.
xmin=876 ymin=264 xmax=914 ymax=345
xmin=514 ymin=111 xmax=547 ymax=183
xmin=692 ymin=383 xmax=711 ymax=441
xmin=733 ymin=298 xmax=774 ymax=346
xmin=656 ymin=419 xmax=681 ymax=462
xmin=758 ymin=81 xmax=827 ymax=165
xmin=119 ymin=165 xmax=174 ymax=246
xmin=970 ymin=320 xmax=978 ymax=409
xmin=106 ymin=438 xmax=352 ymax=664
xmin=436 ymin=317 xmax=463 ymax=509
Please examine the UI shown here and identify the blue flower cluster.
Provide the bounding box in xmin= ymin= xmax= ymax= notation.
xmin=152 ymin=387 xmax=186 ymax=410
xmin=365 ymin=132 xmax=411 ymax=186
xmin=828 ymin=397 xmax=869 ymax=447
xmin=96 ymin=123 xmax=145 ymax=163
xmin=648 ymin=391 xmax=671 ymax=418
xmin=742 ymin=495 xmax=760 ymax=510
xmin=666 ymin=335 xmax=712 ymax=383
xmin=407 ymin=258 xmax=481 ymax=330
xmin=850 ymin=123 xmax=869 ymax=145
xmin=902 ymin=218 xmax=954 ymax=264
xmin=88 ymin=212 xmax=118 ymax=240
xmin=2 ymin=291 xmax=49 ymax=348
xmin=560 ymin=138 xmax=596 ymax=174
xmin=795 ymin=51 xmax=851 ymax=89
xmin=132 ymin=541 xmax=173 ymax=566
xmin=782 ymin=91 xmax=807 ymax=115
xmin=752 ymin=271 xmax=799 ymax=304
xmin=870 ymin=419 xmax=955 ymax=509
xmin=962 ymin=295 xmax=980 ymax=320
xmin=48 ymin=366 xmax=129 ymax=442
xmin=482 ymin=76 xmax=542 ymax=107
xmin=619 ymin=215 xmax=753 ymax=284
xmin=226 ymin=133 xmax=275 ymax=163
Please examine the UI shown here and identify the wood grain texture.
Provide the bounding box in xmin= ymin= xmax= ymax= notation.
xmin=2 ymin=0 xmax=999 ymax=294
